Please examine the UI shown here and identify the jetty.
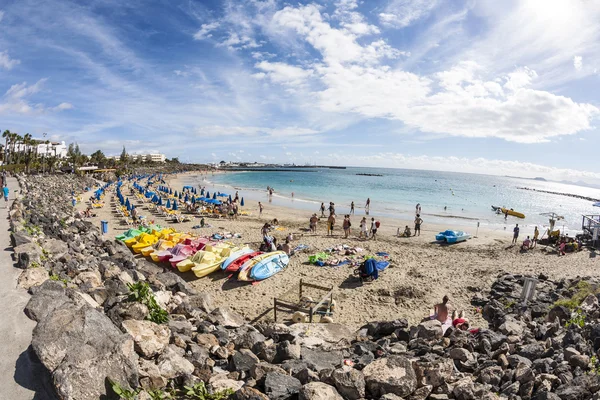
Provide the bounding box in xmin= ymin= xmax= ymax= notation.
xmin=517 ymin=186 xmax=600 ymax=202
xmin=356 ymin=173 xmax=383 ymax=177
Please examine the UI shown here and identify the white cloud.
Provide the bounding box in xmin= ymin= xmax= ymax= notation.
xmin=211 ymin=153 xmax=217 ymax=158
xmin=52 ymin=102 xmax=74 ymax=111
xmin=379 ymin=0 xmax=439 ymax=28
xmin=217 ymin=32 xmax=261 ymax=50
xmin=0 ymin=10 xmax=4 ymax=22
xmin=5 ymin=79 xmax=47 ymax=99
xmin=573 ymin=55 xmax=583 ymax=71
xmin=0 ymin=51 xmax=21 ymax=70
xmin=195 ymin=125 xmax=319 ymax=138
xmin=193 ymin=22 xmax=220 ymax=40
xmin=255 ymin=61 xmax=313 ymax=85
xmin=0 ymin=79 xmax=73 ymax=115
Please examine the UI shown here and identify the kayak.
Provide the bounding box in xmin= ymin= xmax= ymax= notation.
xmin=191 ymin=252 xmax=224 ymax=278
xmin=500 ymin=208 xmax=525 ymax=219
xmin=224 ymin=251 xmax=263 ymax=273
xmin=249 ymin=252 xmax=289 ymax=281
xmin=176 ymin=250 xmax=207 ymax=272
xmin=238 ymin=251 xmax=285 ymax=281
xmin=221 ymin=248 xmax=256 ymax=271
xmin=435 ymin=230 xmax=471 ymax=243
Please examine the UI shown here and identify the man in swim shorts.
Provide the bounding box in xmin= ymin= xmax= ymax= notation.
xmin=414 ymin=214 xmax=423 ymax=236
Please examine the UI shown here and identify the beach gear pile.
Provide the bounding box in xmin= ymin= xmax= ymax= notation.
xmin=116 ymin=225 xmax=289 ymax=282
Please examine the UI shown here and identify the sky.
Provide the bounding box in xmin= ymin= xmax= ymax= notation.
xmin=1 ymin=0 xmax=600 ymax=184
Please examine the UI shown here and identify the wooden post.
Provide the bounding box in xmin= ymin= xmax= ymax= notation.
xmin=309 ymin=306 xmax=313 ymax=323
xmin=273 ymin=298 xmax=277 ymax=322
xmin=299 ymin=279 xmax=303 ymax=300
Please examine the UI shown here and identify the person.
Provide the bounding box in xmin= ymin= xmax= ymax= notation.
xmin=416 ymin=203 xmax=421 ymax=215
xmin=444 ymin=206 xmax=447 ymax=211
xmin=558 ymin=237 xmax=567 ymax=256
xmin=365 ymin=198 xmax=370 ymax=214
xmin=522 ymin=236 xmax=531 ymax=251
xmin=200 ymin=217 xmax=205 ymax=228
xmin=3 ymin=184 xmax=9 ymax=207
xmin=131 ymin=206 xmax=138 ymax=222
xmin=286 ymin=232 xmax=294 ymax=242
xmin=512 ymin=224 xmax=520 ymax=245
xmin=398 ymin=225 xmax=411 ymax=237
xmin=343 ymin=215 xmax=351 ymax=238
xmin=370 ymin=217 xmax=377 ymax=240
xmin=532 ymin=226 xmax=539 ymax=248
xmin=271 ymin=218 xmax=279 ymax=226
xmin=320 ymin=202 xmax=326 ymax=218
xmin=359 ymin=217 xmax=367 ymax=239
xmin=281 ymin=238 xmax=292 ymax=256
xmin=258 ymin=202 xmax=263 ymax=216
xmin=432 ymin=295 xmax=451 ymax=324
xmin=350 ymin=201 xmax=355 ymax=215
xmin=261 ymin=223 xmax=271 ymax=237
xmin=310 ymin=214 xmax=318 ymax=233
xmin=327 ymin=213 xmax=336 ymax=236
xmin=272 ymin=237 xmax=278 ymax=252
xmin=329 ymin=202 xmax=335 ymax=216
xmin=232 ymin=202 xmax=239 ymax=219
xmin=504 ymin=209 xmax=509 ymax=220
xmin=235 ymin=191 xmax=239 ymax=202
xmin=414 ymin=214 xmax=423 ymax=236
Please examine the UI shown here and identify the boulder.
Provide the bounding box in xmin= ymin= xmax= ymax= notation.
xmin=138 ymin=358 xmax=168 ymax=389
xmin=122 ymin=320 xmax=171 ymax=358
xmin=413 ymin=358 xmax=454 ymax=388
xmin=31 ymin=298 xmax=139 ymax=400
xmin=301 ymin=347 xmax=343 ymax=372
xmin=331 ymin=367 xmax=365 ymax=399
xmin=18 ymin=267 xmax=49 ymax=290
xmin=362 ymin=356 xmax=417 ymax=398
xmin=209 ymin=307 xmax=245 ymax=328
xmin=235 ymin=329 xmax=267 ymax=350
xmin=14 ymin=242 xmax=43 ymax=269
xmin=408 ymin=385 xmax=433 ymax=400
xmin=232 ymin=387 xmax=270 ymax=400
xmin=416 ymin=320 xmax=443 ymax=340
xmin=547 ymin=306 xmax=570 ymax=324
xmin=288 ymin=323 xmax=353 ymax=349
xmin=156 ymin=346 xmax=194 ymax=379
xmin=208 ymin=374 xmax=244 ymax=393
xmin=364 ymin=319 xmax=409 ymax=337
xmin=499 ymin=317 xmax=525 ymax=336
xmin=299 ymin=382 xmax=343 ymax=400
xmin=11 ymin=231 xmax=32 ymax=247
xmin=42 ymin=238 xmax=70 ymax=257
xmin=231 ymin=349 xmax=260 ymax=373
xmin=264 ymin=372 xmax=302 ymax=400
xmin=478 ymin=366 xmax=502 ymax=386
xmin=580 ymin=294 xmax=599 ymax=313
xmin=25 ymin=280 xmax=70 ymax=322
xmin=275 ymin=340 xmax=301 ymax=362
xmin=74 ymin=270 xmax=103 ymax=289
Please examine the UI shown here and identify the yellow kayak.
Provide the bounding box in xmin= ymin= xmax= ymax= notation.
xmin=177 ymin=250 xmax=207 ymax=273
xmin=238 ymin=252 xmax=284 ymax=281
xmin=141 ymin=239 xmax=174 ymax=257
xmin=501 ymin=208 xmax=525 ymax=219
xmin=191 ymin=252 xmax=223 ymax=278
xmin=132 ymin=235 xmax=159 ymax=253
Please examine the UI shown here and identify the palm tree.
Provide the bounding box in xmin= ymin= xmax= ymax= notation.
xmin=2 ymin=130 xmax=11 ymax=165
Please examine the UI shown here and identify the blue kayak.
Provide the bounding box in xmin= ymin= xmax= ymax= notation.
xmin=221 ymin=248 xmax=254 ymax=270
xmin=249 ymin=252 xmax=290 ymax=281
xmin=435 ymin=230 xmax=471 ymax=244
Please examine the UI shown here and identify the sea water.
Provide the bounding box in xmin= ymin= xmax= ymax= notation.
xmin=189 ymin=167 xmax=600 ymax=233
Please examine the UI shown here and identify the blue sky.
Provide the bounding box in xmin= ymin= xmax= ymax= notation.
xmin=1 ymin=0 xmax=600 ymax=184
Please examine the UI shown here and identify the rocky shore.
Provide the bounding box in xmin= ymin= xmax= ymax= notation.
xmin=10 ymin=174 xmax=600 ymax=399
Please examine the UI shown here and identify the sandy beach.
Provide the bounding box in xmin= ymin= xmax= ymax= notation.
xmin=80 ymin=171 xmax=598 ymax=329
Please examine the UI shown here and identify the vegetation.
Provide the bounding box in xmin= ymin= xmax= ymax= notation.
xmin=127 ymin=282 xmax=169 ymax=324
xmin=565 ymin=310 xmax=585 ymax=329
xmin=554 ymin=281 xmax=600 ymax=310
xmin=110 ymin=380 xmax=233 ymax=400
xmin=590 ymin=356 xmax=600 ymax=375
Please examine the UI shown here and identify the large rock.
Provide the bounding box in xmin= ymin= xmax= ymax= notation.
xmin=413 ymin=358 xmax=454 ymax=388
xmin=232 ymin=387 xmax=270 ymax=400
xmin=18 ymin=267 xmax=49 ymax=289
xmin=209 ymin=307 xmax=245 ymax=328
xmin=301 ymin=347 xmax=343 ymax=372
xmin=25 ymin=281 xmax=73 ymax=322
xmin=42 ymin=238 xmax=70 ymax=257
xmin=416 ymin=320 xmax=443 ymax=340
xmin=31 ymin=295 xmax=138 ymax=400
xmin=122 ymin=319 xmax=171 ymax=358
xmin=208 ymin=374 xmax=244 ymax=393
xmin=264 ymin=372 xmax=302 ymax=400
xmin=11 ymin=231 xmax=32 ymax=247
xmin=14 ymin=242 xmax=43 ymax=269
xmin=299 ymin=382 xmax=343 ymax=400
xmin=332 ymin=367 xmax=365 ymax=399
xmin=362 ymin=356 xmax=417 ymax=398
xmin=156 ymin=346 xmax=194 ymax=379
xmin=288 ymin=323 xmax=353 ymax=349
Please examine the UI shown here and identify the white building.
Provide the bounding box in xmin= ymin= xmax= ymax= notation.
xmin=12 ymin=140 xmax=68 ymax=158
xmin=107 ymin=153 xmax=166 ymax=163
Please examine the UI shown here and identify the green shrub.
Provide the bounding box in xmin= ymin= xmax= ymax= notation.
xmin=554 ymin=280 xmax=599 ymax=310
xmin=565 ymin=310 xmax=585 ymax=328
xmin=127 ymin=282 xmax=169 ymax=324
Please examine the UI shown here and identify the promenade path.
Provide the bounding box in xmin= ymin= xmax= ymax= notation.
xmin=0 ymin=176 xmax=54 ymax=399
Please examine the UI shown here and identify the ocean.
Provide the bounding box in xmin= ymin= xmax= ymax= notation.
xmin=188 ymin=167 xmax=600 ymax=233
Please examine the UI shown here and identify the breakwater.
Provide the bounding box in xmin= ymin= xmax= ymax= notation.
xmin=517 ymin=186 xmax=600 ymax=202
xmin=9 ymin=174 xmax=600 ymax=399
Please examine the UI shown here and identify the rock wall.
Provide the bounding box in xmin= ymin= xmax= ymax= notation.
xmin=11 ymin=175 xmax=600 ymax=399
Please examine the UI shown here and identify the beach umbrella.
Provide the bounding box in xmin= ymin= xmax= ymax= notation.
xmin=212 ymin=192 xmax=217 ymax=200
xmin=185 ymin=194 xmax=189 ymax=202
xmin=241 ymin=197 xmax=245 ymax=207
xmin=169 ymin=188 xmax=173 ymax=195
xmin=206 ymin=191 xmax=210 ymax=198
xmin=179 ymin=193 xmax=183 ymax=200
xmin=173 ymin=200 xmax=178 ymax=210
xmin=125 ymin=198 xmax=131 ymax=209
xmin=228 ymin=194 xmax=232 ymax=203
xmin=158 ymin=197 xmax=163 ymax=206
xmin=174 ymin=191 xmax=178 ymax=197
xmin=191 ymin=197 xmax=196 ymax=204
xmin=166 ymin=199 xmax=171 ymax=208
xmin=200 ymin=188 xmax=205 ymax=195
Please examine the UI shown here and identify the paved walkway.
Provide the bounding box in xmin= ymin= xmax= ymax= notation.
xmin=0 ymin=177 xmax=54 ymax=399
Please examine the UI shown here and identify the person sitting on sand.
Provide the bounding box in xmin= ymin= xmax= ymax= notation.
xmin=432 ymin=295 xmax=452 ymax=324
xmin=397 ymin=225 xmax=411 ymax=237
xmin=281 ymin=238 xmax=293 ymax=256
xmin=310 ymin=214 xmax=318 ymax=233
xmin=271 ymin=218 xmax=279 ymax=226
xmin=286 ymin=232 xmax=294 ymax=242
xmin=522 ymin=236 xmax=531 ymax=251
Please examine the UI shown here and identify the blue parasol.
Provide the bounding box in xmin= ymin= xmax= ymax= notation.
xmin=228 ymin=194 xmax=232 ymax=203
xmin=241 ymin=197 xmax=245 ymax=207
xmin=191 ymin=197 xmax=195 ymax=204
xmin=158 ymin=197 xmax=163 ymax=206
xmin=166 ymin=199 xmax=171 ymax=208
xmin=174 ymin=190 xmax=178 ymax=197
xmin=212 ymin=192 xmax=217 ymax=200
xmin=206 ymin=191 xmax=210 ymax=198
xmin=173 ymin=200 xmax=178 ymax=210
xmin=201 ymin=188 xmax=205 ymax=195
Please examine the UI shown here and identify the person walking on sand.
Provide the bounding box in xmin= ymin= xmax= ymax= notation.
xmin=369 ymin=217 xmax=377 ymax=240
xmin=350 ymin=201 xmax=355 ymax=215
xmin=414 ymin=214 xmax=423 ymax=236
xmin=3 ymin=184 xmax=9 ymax=208
xmin=343 ymin=215 xmax=351 ymax=238
xmin=320 ymin=202 xmax=326 ymax=218
xmin=532 ymin=226 xmax=539 ymax=248
xmin=327 ymin=213 xmax=336 ymax=236
xmin=359 ymin=217 xmax=367 ymax=239
xmin=365 ymin=198 xmax=370 ymax=215
xmin=512 ymin=224 xmax=520 ymax=245
xmin=258 ymin=202 xmax=263 ymax=216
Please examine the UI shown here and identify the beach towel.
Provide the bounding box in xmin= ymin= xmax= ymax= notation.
xmin=293 ymin=244 xmax=309 ymax=252
xmin=375 ymin=261 xmax=390 ymax=271
xmin=308 ymin=252 xmax=329 ymax=264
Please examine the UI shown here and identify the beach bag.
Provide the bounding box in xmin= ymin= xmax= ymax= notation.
xmin=357 ymin=259 xmax=378 ymax=280
xmin=375 ymin=221 xmax=380 ymax=228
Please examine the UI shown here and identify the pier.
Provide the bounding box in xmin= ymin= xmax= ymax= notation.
xmin=517 ymin=187 xmax=600 ymax=202
xmin=581 ymin=214 xmax=600 ymax=248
